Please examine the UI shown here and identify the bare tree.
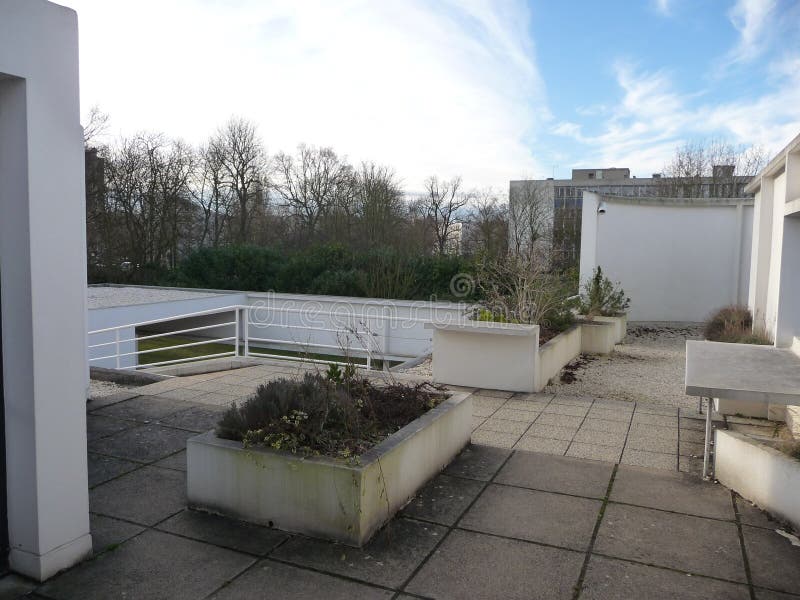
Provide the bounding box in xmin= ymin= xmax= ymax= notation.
xmin=209 ymin=117 xmax=267 ymax=244
xmin=192 ymin=143 xmax=234 ymax=247
xmin=273 ymin=145 xmax=355 ymax=243
xmin=463 ymin=189 xmax=508 ymax=258
xmin=508 ymin=180 xmax=552 ymax=260
xmin=421 ymin=175 xmax=469 ymax=255
xmin=83 ymin=105 xmax=110 ymax=147
xmin=658 ymin=139 xmax=767 ymax=198
xmin=354 ymin=162 xmax=405 ymax=249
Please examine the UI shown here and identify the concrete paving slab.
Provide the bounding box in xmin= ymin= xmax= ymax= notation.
xmin=627 ymin=423 xmax=678 ymax=441
xmin=678 ymin=456 xmax=703 ymax=476
xmin=89 ymin=514 xmax=145 ymax=554
xmin=472 ymin=416 xmax=487 ymax=431
xmin=474 ymin=389 xmax=515 ymax=399
xmin=405 ymin=529 xmax=584 ymax=600
xmin=479 ymin=418 xmax=532 ymax=435
xmin=551 ymin=396 xmax=593 ymax=407
xmin=86 ymin=414 xmax=138 ymax=441
xmin=87 ymin=452 xmax=141 ymax=487
xmin=0 ymin=574 xmax=37 ymax=599
xmin=38 ymin=529 xmax=254 ymax=600
xmin=492 ymin=408 xmax=540 ymax=422
xmin=153 ymin=450 xmax=186 ymax=471
xmin=156 ymin=388 xmax=214 ymax=402
xmin=611 ymin=465 xmax=734 ymax=520
xmin=680 ymin=416 xmax=708 ymax=430
xmin=158 ymin=510 xmax=288 ymax=556
xmin=535 ymin=412 xmax=584 ymax=428
xmin=572 ymin=429 xmax=627 ymax=447
xmin=543 ymin=403 xmax=589 ymax=417
xmin=527 ymin=424 xmax=578 ymax=441
xmin=620 ymin=448 xmax=676 ymax=470
xmin=85 ymin=390 xmax=142 ymax=410
xmin=271 ymin=518 xmax=446 ymax=589
xmin=513 ymin=392 xmax=555 ymax=403
xmin=631 ymin=413 xmax=679 ymax=427
xmin=566 ymin=442 xmax=622 ymax=463
xmin=88 ymin=423 xmax=195 ymax=463
xmin=400 ymin=474 xmax=484 ymax=526
xmin=586 ymin=408 xmax=633 ymax=422
xmin=443 ymin=445 xmax=511 ymax=481
xmin=624 ymin=435 xmax=678 ymax=454
xmin=634 ymin=405 xmax=679 ymax=416
xmin=460 ymin=484 xmax=601 ymax=551
xmin=754 ymin=589 xmax=800 ymax=600
xmin=514 ymin=436 xmax=570 ymax=455
xmin=208 ymin=559 xmax=393 ymax=600
xmin=471 ymin=396 xmax=507 ymax=411
xmin=742 ymin=524 xmax=800 ymax=594
xmin=680 ymin=428 xmax=707 ymax=443
xmin=594 ymin=504 xmax=746 ymax=582
xmin=92 ymin=395 xmax=194 ymax=422
xmin=679 ymin=440 xmax=705 ymax=457
xmin=591 ymin=399 xmax=634 ymax=411
xmin=580 ymin=555 xmax=750 ymax=599
xmin=473 ymin=404 xmax=498 ymax=418
xmin=471 ymin=429 xmax=520 ymax=448
xmin=495 ymin=452 xmax=614 ymax=499
xmin=734 ymin=495 xmax=783 ymax=530
xmin=504 ymin=399 xmax=548 ymax=413
xmin=580 ymin=418 xmax=630 ymax=433
xmin=159 ymin=404 xmax=227 ymax=432
xmin=90 ymin=466 xmax=185 ymax=526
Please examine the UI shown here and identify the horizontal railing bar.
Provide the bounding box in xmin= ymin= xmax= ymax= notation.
xmin=134 ymin=337 xmax=236 ymax=357
xmin=89 ymin=321 xmax=237 ymax=349
xmin=88 ymin=305 xmax=247 ymax=335
xmin=126 ymin=351 xmax=237 ymax=370
xmin=245 ymin=351 xmax=358 ymax=369
xmin=247 ymin=336 xmax=369 ymax=353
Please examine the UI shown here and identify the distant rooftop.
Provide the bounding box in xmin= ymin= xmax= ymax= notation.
xmin=87 ymin=285 xmax=228 ymax=310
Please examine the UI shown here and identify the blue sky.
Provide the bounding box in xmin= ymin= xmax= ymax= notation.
xmin=63 ymin=0 xmax=800 ymax=190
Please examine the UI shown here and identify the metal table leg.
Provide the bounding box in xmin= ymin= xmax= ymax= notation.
xmin=702 ymin=397 xmax=713 ymax=479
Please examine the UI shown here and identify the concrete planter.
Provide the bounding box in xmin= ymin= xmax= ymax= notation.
xmin=715 ymin=429 xmax=800 ymax=530
xmin=577 ymin=313 xmax=627 ymax=344
xmin=186 ymin=392 xmax=472 ymax=546
xmin=536 ymin=325 xmax=582 ymax=391
xmin=427 ymin=321 xmax=540 ymax=393
xmin=578 ymin=320 xmax=617 ymax=354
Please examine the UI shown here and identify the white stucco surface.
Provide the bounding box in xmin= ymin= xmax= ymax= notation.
xmin=87 ymin=285 xmax=226 ymax=309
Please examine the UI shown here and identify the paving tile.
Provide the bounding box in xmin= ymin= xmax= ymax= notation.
xmin=159 ymin=404 xmax=227 ymax=432
xmin=492 ymin=408 xmax=539 ymax=422
xmin=631 ymin=413 xmax=679 ymax=427
xmin=572 ymin=429 xmax=626 ymax=447
xmin=535 ymin=412 xmax=584 ymax=428
xmin=495 ymin=451 xmax=614 ymax=499
xmin=401 ymin=474 xmax=484 ymax=526
xmin=156 ymin=388 xmax=213 ymax=402
xmin=158 ymin=510 xmax=288 ymax=556
xmin=460 ymin=484 xmax=601 ymax=551
xmin=514 ymin=436 xmax=570 ymax=455
xmin=443 ymin=445 xmax=511 ymax=481
xmin=743 ymin=525 xmax=800 ymax=594
xmin=153 ymin=450 xmax=186 ymax=471
xmin=611 ymin=465 xmax=734 ymax=519
xmin=471 ymin=416 xmax=487 ymax=431
xmin=634 ymin=405 xmax=679 ymax=416
xmin=680 ymin=428 xmax=707 ymax=443
xmin=271 ymin=518 xmax=446 ymax=589
xmin=527 ymin=424 xmax=578 ymax=441
xmin=87 ymin=452 xmax=141 ymax=487
xmin=480 ymin=416 xmax=533 ymax=433
xmin=136 ymin=379 xmax=189 ymax=394
xmin=581 ymin=418 xmax=630 ymax=433
xmin=627 ymin=424 xmax=678 ymax=441
xmin=680 ymin=416 xmax=708 ymax=430
xmin=566 ymin=442 xmax=622 ymax=463
xmin=592 ymin=399 xmax=634 ymax=411
xmin=624 ymin=435 xmax=678 ymax=454
xmin=85 ymin=390 xmax=141 ymax=410
xmin=88 ymin=424 xmax=195 ymax=463
xmin=39 ymin=530 xmax=253 ymax=600
xmin=594 ymin=504 xmax=745 ymax=582
xmin=678 ymin=456 xmax=703 ymax=476
xmin=474 ymin=389 xmax=515 ymax=399
xmin=551 ymin=396 xmax=593 ymax=407
xmin=90 ymin=514 xmax=145 ymax=554
xmin=471 ymin=395 xmax=507 ymax=411
xmin=754 ymin=588 xmax=800 ymax=600
xmin=473 ymin=404 xmax=498 ymax=418
xmin=93 ymin=395 xmax=194 ymax=422
xmin=513 ymin=392 xmax=555 ymax=403
xmin=90 ymin=466 xmax=186 ymax=526
xmin=679 ymin=440 xmax=705 ymax=457
xmin=198 ymin=392 xmax=242 ymax=407
xmin=471 ymin=429 xmax=520 ymax=448
xmin=620 ymin=448 xmax=676 ymax=470
xmin=504 ymin=399 xmax=548 ymax=413
xmin=580 ymin=555 xmax=750 ymax=599
xmin=543 ymin=403 xmax=589 ymax=417
xmin=406 ymin=529 xmax=584 ymax=600
xmin=209 ymin=559 xmax=393 ymax=599
xmin=87 ymin=414 xmax=138 ymax=441
xmin=734 ymin=495 xmax=783 ymax=530
xmin=587 ymin=408 xmax=633 ymax=422
xmin=0 ymin=574 xmax=37 ymax=598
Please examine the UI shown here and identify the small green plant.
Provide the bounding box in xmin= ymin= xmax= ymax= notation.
xmin=579 ymin=267 xmax=630 ymax=318
xmin=216 ymin=372 xmax=445 ymax=459
xmin=704 ymin=306 xmax=772 ymax=345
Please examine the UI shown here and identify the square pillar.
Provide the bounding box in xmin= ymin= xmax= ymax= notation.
xmin=0 ymin=0 xmax=92 ymax=580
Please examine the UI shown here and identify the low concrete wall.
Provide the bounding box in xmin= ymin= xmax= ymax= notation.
xmin=187 ymin=392 xmax=472 ymax=546
xmin=577 ymin=314 xmax=627 ymax=344
xmin=535 ymin=326 xmax=581 ymax=391
xmin=428 ymin=322 xmax=539 ymax=392
xmin=579 ymin=321 xmax=616 ymax=354
xmin=715 ymin=398 xmax=769 ymax=419
xmin=715 ymin=429 xmax=800 ymax=530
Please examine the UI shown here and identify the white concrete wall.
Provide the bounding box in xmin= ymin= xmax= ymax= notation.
xmin=0 ymin=0 xmax=91 ymax=579
xmin=581 ymin=192 xmax=753 ymax=322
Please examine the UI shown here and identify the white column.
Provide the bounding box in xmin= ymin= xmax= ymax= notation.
xmin=0 ymin=0 xmax=92 ymax=580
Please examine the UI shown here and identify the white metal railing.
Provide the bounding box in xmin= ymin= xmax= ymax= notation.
xmin=88 ymin=303 xmax=436 ymax=372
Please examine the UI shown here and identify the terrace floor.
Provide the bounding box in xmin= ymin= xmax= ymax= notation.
xmin=3 ymin=359 xmax=798 ymax=599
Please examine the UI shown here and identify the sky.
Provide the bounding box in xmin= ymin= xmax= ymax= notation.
xmin=62 ymin=0 xmax=800 ymax=190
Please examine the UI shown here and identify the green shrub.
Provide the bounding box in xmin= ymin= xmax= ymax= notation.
xmin=704 ymin=306 xmax=771 ymax=345
xmin=579 ymin=267 xmax=630 ymax=317
xmin=174 ymin=245 xmax=283 ymax=291
xmin=216 ymin=372 xmax=446 ymax=458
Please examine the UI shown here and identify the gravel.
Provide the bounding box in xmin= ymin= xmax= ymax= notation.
xmin=89 ymin=379 xmax=135 ymax=399
xmin=545 ymin=324 xmax=704 ymax=411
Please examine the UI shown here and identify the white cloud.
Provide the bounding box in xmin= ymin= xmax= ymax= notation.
xmin=727 ymin=0 xmax=778 ymax=64
xmin=62 ymin=0 xmax=546 ymax=190
xmin=654 ymin=0 xmax=673 ymax=16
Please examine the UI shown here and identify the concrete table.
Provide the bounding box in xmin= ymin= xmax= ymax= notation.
xmin=684 ymin=340 xmax=800 ymax=478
